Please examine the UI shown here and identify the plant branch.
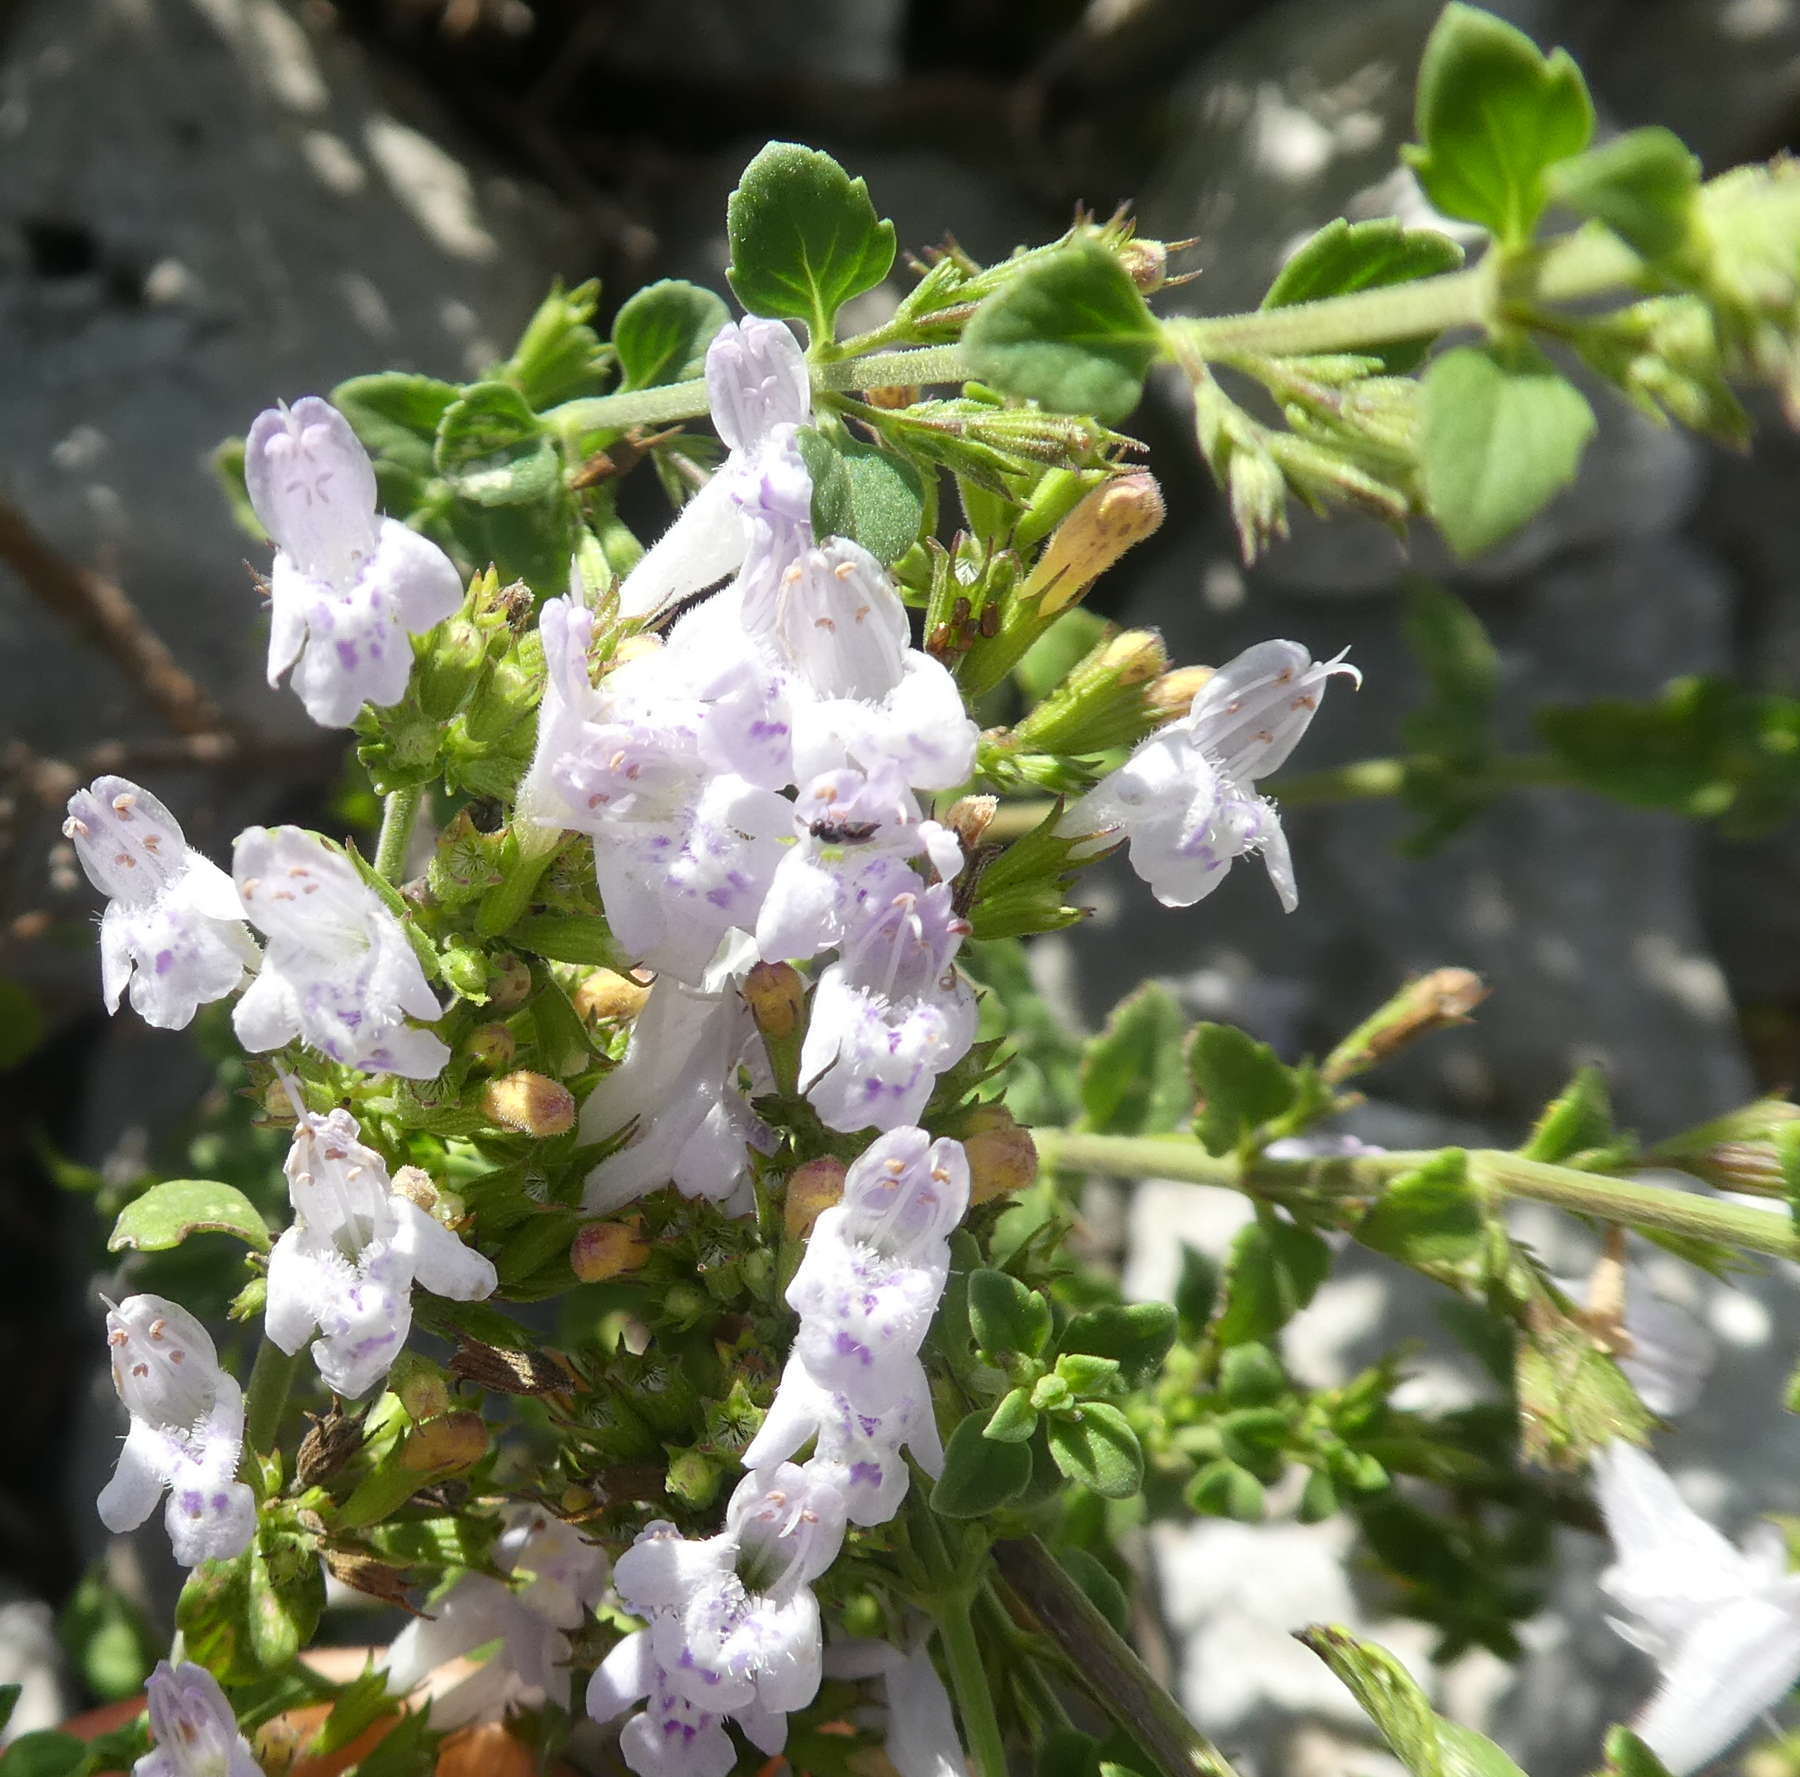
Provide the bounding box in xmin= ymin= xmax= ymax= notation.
xmin=243 ymin=1336 xmax=303 ymax=1472
xmin=936 ymin=1600 xmax=1011 ymax=1777
xmin=993 ymin=1536 xmax=1241 ymax=1777
xmin=1030 ymin=1129 xmax=1800 ymax=1260
xmin=374 ymin=786 xmax=424 ymax=885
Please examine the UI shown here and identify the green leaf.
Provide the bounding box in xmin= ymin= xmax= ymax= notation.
xmin=108 ymin=1179 xmax=272 ymax=1255
xmin=1419 ymin=343 xmax=1596 ymax=558
xmin=59 ymin=1565 xmax=157 ymax=1702
xmin=968 ymin=1268 xmax=1053 ymax=1359
xmin=613 ymin=279 xmax=730 ymax=391
xmin=1296 ymin=1625 xmax=1442 ymax=1777
xmin=984 ymin=1388 xmax=1040 ymax=1443
xmin=509 ymin=911 xmax=629 ymax=970
xmin=964 ymin=241 xmax=1161 ymax=426
xmin=1219 ymin=1342 xmax=1287 ymax=1406
xmin=1549 ymin=128 xmax=1700 ymax=262
xmin=1187 ymin=1458 xmax=1267 ymax=1520
xmin=1263 ymin=219 xmax=1464 ymax=373
xmin=0 ymin=1688 xmax=17 ymax=1737
xmin=1354 ymin=1151 xmax=1485 ymax=1278
xmin=1045 ymin=1401 xmax=1144 ymax=1499
xmin=726 ymin=142 xmax=896 ymax=341
xmin=176 ymin=1525 xmax=325 ymax=1684
xmin=1213 ymin=1216 xmax=1331 ymax=1345
xmin=1440 ymin=1723 xmax=1531 ymax=1777
xmin=931 ymin=1412 xmax=1033 ymax=1518
xmin=1605 ymin=1727 xmax=1677 ymax=1777
xmin=1402 ymin=3 xmax=1594 ymax=245
xmin=1079 ymin=984 xmax=1191 ymax=1137
xmin=1522 ymin=1065 xmax=1617 ymax=1165
xmin=795 ymin=429 xmax=927 ymax=564
xmin=0 ymin=1732 xmax=88 ymax=1777
xmin=1187 ymin=1023 xmax=1298 ymax=1156
xmin=332 ymin=372 xmax=461 ymax=477
xmin=1058 ymin=1302 xmax=1176 ymax=1386
xmin=435 ymin=381 xmax=561 ymax=508
xmin=1515 ymin=1299 xmax=1654 ymax=1467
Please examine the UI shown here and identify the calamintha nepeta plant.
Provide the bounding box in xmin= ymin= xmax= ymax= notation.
xmin=32 ymin=8 xmax=1800 ymax=1777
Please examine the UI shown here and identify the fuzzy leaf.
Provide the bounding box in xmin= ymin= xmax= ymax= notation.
xmin=108 ymin=1180 xmax=272 ymax=1255
xmin=1080 ymin=984 xmax=1191 ymax=1137
xmin=613 ymin=279 xmax=730 ymax=391
xmin=1188 ymin=1023 xmax=1299 ymax=1155
xmin=1045 ymin=1401 xmax=1144 ymax=1499
xmin=932 ymin=1412 xmax=1033 ymax=1518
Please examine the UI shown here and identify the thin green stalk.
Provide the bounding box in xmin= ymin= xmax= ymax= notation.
xmin=993 ymin=1536 xmax=1241 ymax=1777
xmin=242 ymin=1336 xmax=303 ymax=1479
xmin=373 ymin=785 xmax=424 ymax=885
xmin=935 ymin=1600 xmax=1010 ymax=1777
xmin=1030 ymin=1128 xmax=1800 ymax=1261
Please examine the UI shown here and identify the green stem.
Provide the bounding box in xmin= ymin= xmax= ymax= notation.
xmin=242 ymin=1336 xmax=303 ymax=1471
xmin=1030 ymin=1129 xmax=1800 ymax=1261
xmin=936 ymin=1600 xmax=1010 ymax=1777
xmin=993 ymin=1537 xmax=1240 ymax=1777
xmin=373 ymin=785 xmax=424 ymax=885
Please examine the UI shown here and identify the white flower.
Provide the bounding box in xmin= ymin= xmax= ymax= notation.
xmin=516 ymin=593 xmax=597 ymax=834
xmin=799 ymin=866 xmax=977 ymax=1134
xmin=590 ymin=1467 xmax=848 ymax=1771
xmin=616 ymin=317 xmax=813 ymax=623
xmin=134 ymin=1660 xmax=259 ymax=1777
xmin=827 ymin=1636 xmax=969 ymax=1777
xmin=744 ymin=1352 xmax=943 ymax=1527
xmin=1594 ymin=1440 xmax=1800 ymax=1774
xmin=757 ymin=764 xmax=963 ymax=965
xmin=579 ymin=974 xmax=771 ymax=1216
xmin=266 ymin=1096 xmax=496 ymax=1398
xmin=1064 ymin=639 xmax=1358 ymax=912
xmin=785 ymin=1128 xmax=969 ymax=1410
xmin=381 ymin=1506 xmax=610 ymax=1727
xmin=246 ymin=398 xmax=462 ymax=727
xmin=98 ymin=1295 xmax=255 ymax=1568
xmin=231 ymin=826 xmax=450 ymax=1077
xmin=62 ymin=776 xmax=257 ymax=1030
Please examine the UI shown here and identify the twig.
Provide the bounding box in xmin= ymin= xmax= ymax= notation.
xmin=0 ymin=494 xmax=226 ymax=736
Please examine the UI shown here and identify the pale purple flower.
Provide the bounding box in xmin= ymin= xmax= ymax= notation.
xmin=62 ymin=776 xmax=257 ymax=1030
xmin=590 ymin=1466 xmax=847 ymax=1771
xmin=1064 ymin=640 xmax=1358 ymax=913
xmin=98 ymin=1295 xmax=255 ymax=1568
xmin=381 ymin=1505 xmax=610 ymax=1726
xmin=579 ymin=973 xmax=772 ymax=1215
xmin=135 ymin=1661 xmax=259 ymax=1777
xmin=266 ymin=1095 xmax=496 ymax=1397
xmin=616 ymin=317 xmax=813 ymax=622
xmin=516 ymin=594 xmax=597 ymax=834
xmin=757 ymin=764 xmax=962 ymax=965
xmin=745 ymin=1352 xmax=943 ymax=1528
xmin=799 ymin=866 xmax=977 ymax=1133
xmin=246 ymin=397 xmax=462 ymax=727
xmin=231 ymin=826 xmax=450 ymax=1077
xmin=1594 ymin=1440 xmax=1800 ymax=1774
xmin=827 ymin=1636 xmax=969 ymax=1777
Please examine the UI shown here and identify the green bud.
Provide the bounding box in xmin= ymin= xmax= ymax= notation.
xmin=460 ymin=641 xmax=543 ymax=746
xmin=462 ymin=1022 xmax=517 ymax=1072
xmin=1011 ymin=626 xmax=1171 ymax=755
xmin=1054 ymin=1352 xmax=1122 ymax=1397
xmin=665 ymin=1448 xmax=723 ymax=1511
xmin=439 ymin=943 xmax=491 ymax=1000
xmin=1297 ymin=1468 xmax=1340 ymax=1523
xmin=1644 ymin=1096 xmax=1800 ymax=1195
xmin=389 ymin=1352 xmax=452 ymax=1425
xmin=415 ymin=617 xmax=488 ymax=721
xmin=1030 ymin=1373 xmax=1074 ymax=1414
xmin=1219 ymin=1343 xmax=1287 ymax=1407
xmin=1187 ymin=1458 xmax=1266 ymax=1522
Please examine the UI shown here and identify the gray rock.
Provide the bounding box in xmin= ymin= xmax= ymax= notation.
xmin=594 ymin=0 xmax=904 ymax=85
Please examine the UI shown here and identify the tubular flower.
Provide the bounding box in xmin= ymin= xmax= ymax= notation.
xmin=62 ymin=776 xmax=257 ymax=1030
xmin=1063 ymin=639 xmax=1358 ymax=912
xmin=134 ymin=1660 xmax=259 ymax=1777
xmin=1593 ymin=1440 xmax=1800 ymax=1775
xmin=267 ymin=1095 xmax=497 ymax=1398
xmin=245 ymin=397 xmax=461 ymax=727
xmin=98 ymin=1295 xmax=255 ymax=1568
xmin=826 ymin=1635 xmax=970 ymax=1777
xmin=231 ymin=826 xmax=450 ymax=1077
xmin=381 ymin=1506 xmax=611 ymax=1727
xmin=799 ymin=867 xmax=976 ymax=1134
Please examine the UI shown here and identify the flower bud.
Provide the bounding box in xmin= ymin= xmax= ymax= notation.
xmin=744 ymin=960 xmax=807 ymax=1044
xmin=1118 ymin=235 xmax=1169 ymax=293
xmin=439 ymin=942 xmax=491 ymax=1000
xmin=415 ymin=617 xmax=489 ymax=721
xmin=488 ymin=951 xmax=532 ymax=1011
xmin=460 ymin=651 xmax=540 ymax=745
xmin=462 ymin=1021 xmax=517 ymax=1072
xmin=1146 ymin=664 xmax=1216 ymax=722
xmin=864 ymin=384 xmax=921 ymax=410
xmin=390 ymin=1352 xmax=452 ymax=1425
xmin=1645 ymin=1097 xmax=1800 ymax=1195
xmin=961 ymin=1107 xmax=1038 ymax=1204
xmin=945 ymin=795 xmax=998 ymax=853
xmin=391 ymin=1165 xmax=439 ymax=1212
xmin=665 ymin=1448 xmax=724 ymax=1510
xmin=1019 ymin=471 xmax=1165 ymax=615
xmin=609 ymin=633 xmax=664 ymax=670
xmin=572 ymin=967 xmax=653 ymax=1023
xmin=1225 ymin=445 xmax=1289 ymax=562
xmin=1323 ymin=968 xmax=1489 ymax=1084
xmin=1012 ymin=628 xmax=1171 ymax=755
xmin=481 ymin=1069 xmax=576 ymax=1137
xmin=399 ymin=1410 xmax=488 ymax=1474
xmin=785 ymin=1156 xmax=848 ymax=1240
xmin=571 ymin=1218 xmax=652 ymax=1282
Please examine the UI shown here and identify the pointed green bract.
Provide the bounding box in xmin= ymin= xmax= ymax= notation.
xmin=612 ymin=279 xmax=730 ymax=391
xmin=1402 ymin=3 xmax=1593 ymax=245
xmin=1419 ymin=343 xmax=1596 ymax=557
xmin=964 ymin=241 xmax=1161 ymax=425
xmin=726 ymin=142 xmax=897 ymax=343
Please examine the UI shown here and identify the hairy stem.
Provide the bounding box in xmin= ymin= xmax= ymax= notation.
xmin=373 ymin=786 xmax=424 ymax=886
xmin=1030 ymin=1129 xmax=1800 ymax=1260
xmin=936 ymin=1600 xmax=1010 ymax=1777
xmin=994 ymin=1536 xmax=1241 ymax=1777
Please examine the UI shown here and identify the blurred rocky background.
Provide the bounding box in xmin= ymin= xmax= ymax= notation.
xmin=3 ymin=0 xmax=1799 ymax=1767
